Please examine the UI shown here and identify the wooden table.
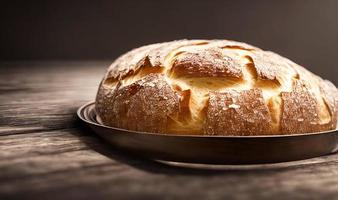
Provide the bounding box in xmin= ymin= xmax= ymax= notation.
xmin=1 ymin=61 xmax=338 ymax=200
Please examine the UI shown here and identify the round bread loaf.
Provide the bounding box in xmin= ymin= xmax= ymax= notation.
xmin=96 ymin=39 xmax=338 ymax=135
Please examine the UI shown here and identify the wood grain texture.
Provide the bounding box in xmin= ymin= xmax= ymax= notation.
xmin=0 ymin=61 xmax=338 ymax=200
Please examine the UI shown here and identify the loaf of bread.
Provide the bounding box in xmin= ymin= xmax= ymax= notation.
xmin=96 ymin=39 xmax=338 ymax=135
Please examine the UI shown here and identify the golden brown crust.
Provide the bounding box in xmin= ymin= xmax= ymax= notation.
xmin=280 ymin=80 xmax=320 ymax=134
xmin=96 ymin=74 xmax=179 ymax=133
xmin=96 ymin=39 xmax=338 ymax=135
xmin=204 ymin=89 xmax=271 ymax=135
xmin=170 ymin=48 xmax=243 ymax=78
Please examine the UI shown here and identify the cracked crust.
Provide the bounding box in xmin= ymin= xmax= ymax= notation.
xmin=96 ymin=39 xmax=338 ymax=135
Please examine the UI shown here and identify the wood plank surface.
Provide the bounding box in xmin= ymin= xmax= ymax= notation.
xmin=0 ymin=61 xmax=338 ymax=200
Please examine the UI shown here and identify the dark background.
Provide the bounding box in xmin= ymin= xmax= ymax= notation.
xmin=1 ymin=0 xmax=337 ymax=83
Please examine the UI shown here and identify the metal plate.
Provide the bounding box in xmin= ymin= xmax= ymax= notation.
xmin=77 ymin=102 xmax=338 ymax=164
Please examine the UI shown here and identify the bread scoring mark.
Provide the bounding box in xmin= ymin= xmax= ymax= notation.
xmin=104 ymin=55 xmax=165 ymax=88
xmin=166 ymin=90 xmax=208 ymax=134
xmin=244 ymin=55 xmax=258 ymax=79
xmin=193 ymin=41 xmax=210 ymax=46
xmin=173 ymin=51 xmax=186 ymax=57
xmin=221 ymin=45 xmax=255 ymax=51
xmin=215 ymin=40 xmax=261 ymax=51
xmin=267 ymin=94 xmax=282 ymax=133
xmin=167 ymin=78 xmax=209 ymax=134
xmin=103 ymin=77 xmax=118 ymax=87
xmin=204 ymin=89 xmax=271 ymax=135
xmin=321 ymin=99 xmax=334 ymax=125
xmin=118 ymin=56 xmax=165 ymax=86
xmin=177 ymin=89 xmax=192 ymax=122
xmin=248 ymin=51 xmax=299 ymax=90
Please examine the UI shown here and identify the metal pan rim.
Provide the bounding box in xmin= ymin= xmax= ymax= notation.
xmin=77 ymin=101 xmax=338 ymax=164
